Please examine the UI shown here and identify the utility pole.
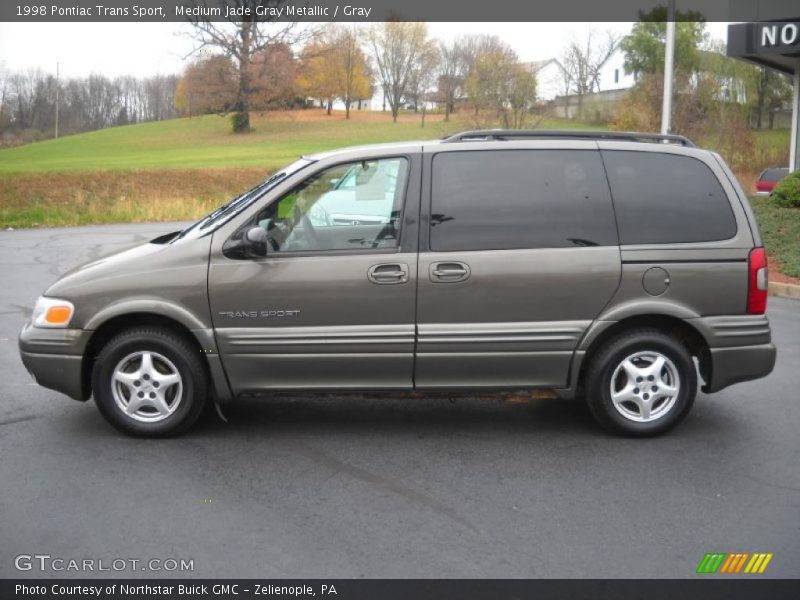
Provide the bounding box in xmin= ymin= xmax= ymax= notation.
xmin=661 ymin=0 xmax=676 ymax=134
xmin=54 ymin=61 xmax=59 ymax=139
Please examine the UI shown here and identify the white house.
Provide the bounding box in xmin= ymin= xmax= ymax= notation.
xmin=527 ymin=49 xmax=636 ymax=103
xmin=528 ymin=59 xmax=569 ymax=102
xmin=596 ymin=49 xmax=636 ymax=92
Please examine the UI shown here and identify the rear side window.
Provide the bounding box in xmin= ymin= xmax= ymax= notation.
xmin=759 ymin=168 xmax=788 ymax=182
xmin=430 ymin=150 xmax=617 ymax=252
xmin=602 ymin=151 xmax=736 ymax=245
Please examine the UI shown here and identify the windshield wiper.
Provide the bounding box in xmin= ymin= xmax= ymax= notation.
xmin=177 ymin=171 xmax=289 ymax=240
xmin=198 ymin=171 xmax=288 ymax=231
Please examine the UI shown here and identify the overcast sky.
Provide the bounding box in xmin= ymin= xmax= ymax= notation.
xmin=0 ymin=21 xmax=730 ymax=79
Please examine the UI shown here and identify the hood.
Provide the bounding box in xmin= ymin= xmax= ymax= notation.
xmin=44 ymin=233 xmax=213 ymax=330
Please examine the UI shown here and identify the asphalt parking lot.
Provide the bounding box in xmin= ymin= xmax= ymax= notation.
xmin=1 ymin=222 xmax=798 ymax=579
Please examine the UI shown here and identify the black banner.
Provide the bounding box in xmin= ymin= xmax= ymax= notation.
xmin=3 ymin=579 xmax=800 ymax=600
xmin=1 ymin=0 xmax=800 ymax=23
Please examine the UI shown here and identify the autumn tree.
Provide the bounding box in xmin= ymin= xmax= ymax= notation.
xmin=301 ymin=26 xmax=374 ymax=118
xmin=368 ymin=22 xmax=429 ymax=122
xmin=464 ymin=42 xmax=537 ymax=128
xmin=249 ymin=43 xmax=300 ymax=111
xmin=298 ymin=37 xmax=339 ymax=114
xmin=330 ymin=26 xmax=371 ymax=118
xmin=185 ymin=0 xmax=313 ymax=133
xmin=175 ymin=55 xmax=237 ymax=116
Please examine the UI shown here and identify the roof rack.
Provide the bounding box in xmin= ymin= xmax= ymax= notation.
xmin=441 ymin=129 xmax=696 ymax=147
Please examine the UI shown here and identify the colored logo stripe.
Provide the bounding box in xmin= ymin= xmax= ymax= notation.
xmin=697 ymin=552 xmax=773 ymax=574
xmin=697 ymin=553 xmax=726 ymax=574
xmin=719 ymin=553 xmax=749 ymax=573
xmin=744 ymin=553 xmax=773 ymax=574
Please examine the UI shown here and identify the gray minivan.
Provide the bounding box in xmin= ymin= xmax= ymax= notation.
xmin=19 ymin=130 xmax=777 ymax=437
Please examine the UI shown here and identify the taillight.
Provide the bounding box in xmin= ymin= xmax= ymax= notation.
xmin=755 ymin=181 xmax=770 ymax=191
xmin=747 ymin=247 xmax=768 ymax=314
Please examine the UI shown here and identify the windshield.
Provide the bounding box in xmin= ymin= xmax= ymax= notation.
xmin=177 ymin=158 xmax=313 ymax=239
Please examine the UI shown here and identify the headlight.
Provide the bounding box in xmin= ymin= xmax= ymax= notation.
xmin=32 ymin=296 xmax=75 ymax=328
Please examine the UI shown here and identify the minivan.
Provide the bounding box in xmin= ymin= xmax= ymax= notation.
xmin=19 ymin=130 xmax=777 ymax=437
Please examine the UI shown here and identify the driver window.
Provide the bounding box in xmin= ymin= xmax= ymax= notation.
xmin=256 ymin=157 xmax=408 ymax=253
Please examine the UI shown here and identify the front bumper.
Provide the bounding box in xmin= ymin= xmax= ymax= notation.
xmin=704 ymin=343 xmax=777 ymax=393
xmin=19 ymin=322 xmax=90 ymax=401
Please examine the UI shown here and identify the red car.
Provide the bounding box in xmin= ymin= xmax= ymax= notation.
xmin=755 ymin=167 xmax=789 ymax=195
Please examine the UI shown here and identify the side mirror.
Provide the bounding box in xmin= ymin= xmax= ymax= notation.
xmin=243 ymin=226 xmax=267 ymax=257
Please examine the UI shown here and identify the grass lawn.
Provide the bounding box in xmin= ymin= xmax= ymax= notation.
xmin=0 ymin=109 xmax=605 ymax=174
xmin=0 ymin=110 xmax=469 ymax=173
xmin=0 ymin=109 xmax=604 ymax=227
xmin=750 ymin=196 xmax=800 ymax=281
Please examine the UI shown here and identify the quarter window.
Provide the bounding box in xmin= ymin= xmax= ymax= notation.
xmin=429 ymin=150 xmax=618 ymax=252
xmin=602 ymin=151 xmax=737 ymax=244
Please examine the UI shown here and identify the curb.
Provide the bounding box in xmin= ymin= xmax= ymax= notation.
xmin=769 ymin=281 xmax=800 ymax=300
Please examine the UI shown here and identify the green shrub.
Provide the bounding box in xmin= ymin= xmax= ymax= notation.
xmin=772 ymin=170 xmax=800 ymax=208
xmin=230 ymin=111 xmax=250 ymax=133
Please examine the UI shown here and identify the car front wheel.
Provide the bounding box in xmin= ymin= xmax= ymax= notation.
xmin=92 ymin=327 xmax=207 ymax=437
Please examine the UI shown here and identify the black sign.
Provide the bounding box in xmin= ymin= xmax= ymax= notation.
xmin=728 ymin=21 xmax=800 ymax=75
xmin=757 ymin=21 xmax=800 ymax=53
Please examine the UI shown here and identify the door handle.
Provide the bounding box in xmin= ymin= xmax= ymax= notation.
xmin=430 ymin=262 xmax=470 ymax=283
xmin=368 ymin=263 xmax=409 ymax=284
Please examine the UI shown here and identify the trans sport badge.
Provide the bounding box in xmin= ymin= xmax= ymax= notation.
xmin=218 ymin=310 xmax=300 ymax=319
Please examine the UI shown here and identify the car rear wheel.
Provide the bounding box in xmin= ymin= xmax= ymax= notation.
xmin=92 ymin=327 xmax=207 ymax=437
xmin=584 ymin=329 xmax=697 ymax=437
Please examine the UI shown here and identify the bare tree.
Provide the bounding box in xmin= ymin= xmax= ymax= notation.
xmin=404 ymin=39 xmax=439 ymax=115
xmin=184 ymin=0 xmax=313 ymax=132
xmin=561 ymin=30 xmax=620 ymax=119
xmin=368 ymin=22 xmax=429 ymax=123
xmin=436 ymin=38 xmax=467 ymax=121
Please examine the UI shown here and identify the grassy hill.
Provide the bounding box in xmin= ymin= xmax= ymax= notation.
xmin=0 ymin=109 xmax=604 ymax=227
xmin=0 ymin=109 xmax=474 ymax=174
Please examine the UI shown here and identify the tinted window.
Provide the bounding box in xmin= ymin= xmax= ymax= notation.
xmin=430 ymin=150 xmax=617 ymax=252
xmin=602 ymin=151 xmax=736 ymax=245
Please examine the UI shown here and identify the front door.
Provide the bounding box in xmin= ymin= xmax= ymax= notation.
xmin=415 ymin=146 xmax=621 ymax=389
xmin=208 ymin=154 xmax=420 ymax=393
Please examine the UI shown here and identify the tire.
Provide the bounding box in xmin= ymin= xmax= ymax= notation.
xmin=92 ymin=326 xmax=208 ymax=437
xmin=583 ymin=329 xmax=697 ymax=437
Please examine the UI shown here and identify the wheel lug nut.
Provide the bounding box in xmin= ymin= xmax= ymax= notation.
xmin=149 ymin=392 xmax=156 ymax=399
xmin=143 ymin=374 xmax=150 ymax=381
xmin=134 ymin=380 xmax=140 ymax=387
xmin=636 ymin=376 xmax=643 ymax=382
xmin=643 ymin=393 xmax=650 ymax=400
xmin=633 ymin=388 xmax=640 ymax=394
xmin=137 ymin=391 xmax=144 ymax=398
xmin=652 ymin=386 xmax=658 ymax=392
xmin=153 ymin=381 xmax=159 ymax=388
xmin=648 ymin=375 xmax=654 ymax=381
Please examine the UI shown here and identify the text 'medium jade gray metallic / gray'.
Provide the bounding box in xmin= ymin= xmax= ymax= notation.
xmin=19 ymin=130 xmax=777 ymax=437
